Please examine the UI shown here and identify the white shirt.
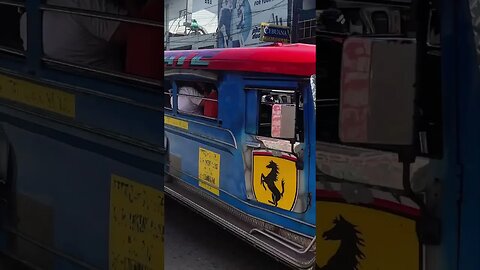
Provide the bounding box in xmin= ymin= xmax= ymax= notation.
xmin=19 ymin=0 xmax=126 ymax=71
xmin=172 ymin=86 xmax=204 ymax=115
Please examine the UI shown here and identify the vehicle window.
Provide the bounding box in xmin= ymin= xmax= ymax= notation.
xmin=171 ymin=80 xmax=219 ymax=119
xmin=316 ymin=1 xmax=442 ymax=159
xmin=20 ymin=0 xmax=162 ymax=84
xmin=255 ymin=89 xmax=303 ymax=141
xmin=0 ymin=4 xmax=24 ymax=55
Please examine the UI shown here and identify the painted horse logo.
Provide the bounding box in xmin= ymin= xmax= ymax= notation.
xmin=260 ymin=160 xmax=285 ymax=207
xmin=319 ymin=215 xmax=365 ymax=270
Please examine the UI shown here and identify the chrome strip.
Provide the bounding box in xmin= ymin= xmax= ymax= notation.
xmin=250 ymin=229 xmax=316 ymax=255
xmin=0 ymin=102 xmax=165 ymax=154
xmin=0 ymin=46 xmax=24 ymax=56
xmin=164 ymin=69 xmax=218 ymax=81
xmin=251 ymin=228 xmax=304 ymax=249
xmin=165 ymin=184 xmax=315 ymax=269
xmin=0 ymin=68 xmax=163 ymax=112
xmin=42 ymin=58 xmax=162 ymax=88
xmin=1 ymin=226 xmax=100 ymax=270
xmin=0 ymin=0 xmax=24 ymax=7
xmin=165 ymin=165 xmax=315 ymax=229
xmin=164 ymin=117 xmax=237 ymax=149
xmin=165 ymin=126 xmax=235 ymax=149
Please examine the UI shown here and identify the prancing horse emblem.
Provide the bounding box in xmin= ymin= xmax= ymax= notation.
xmin=320 ymin=215 xmax=365 ymax=270
xmin=260 ymin=160 xmax=285 ymax=207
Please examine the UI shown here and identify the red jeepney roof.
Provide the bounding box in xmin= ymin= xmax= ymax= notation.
xmin=164 ymin=43 xmax=316 ymax=77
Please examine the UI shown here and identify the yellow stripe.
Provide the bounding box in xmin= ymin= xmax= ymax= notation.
xmin=164 ymin=115 xmax=189 ymax=130
xmin=0 ymin=74 xmax=76 ymax=118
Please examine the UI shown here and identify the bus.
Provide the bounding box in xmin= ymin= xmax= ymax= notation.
xmin=0 ymin=1 xmax=165 ymax=269
xmin=316 ymin=0 xmax=479 ymax=269
xmin=164 ymin=44 xmax=316 ymax=269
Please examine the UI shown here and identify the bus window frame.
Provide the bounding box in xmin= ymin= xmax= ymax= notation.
xmin=8 ymin=1 xmax=164 ymax=92
xmin=0 ymin=0 xmax=166 ymax=146
xmin=244 ymin=86 xmax=305 ymax=143
xmin=167 ymin=78 xmax=221 ymax=125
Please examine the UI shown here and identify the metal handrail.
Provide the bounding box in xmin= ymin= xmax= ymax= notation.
xmin=0 ymin=45 xmax=24 ymax=57
xmin=0 ymin=0 xmax=24 ymax=7
xmin=40 ymin=4 xmax=163 ymax=28
xmin=43 ymin=57 xmax=162 ymax=89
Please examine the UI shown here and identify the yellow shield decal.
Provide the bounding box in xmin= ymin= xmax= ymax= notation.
xmin=317 ymin=201 xmax=420 ymax=270
xmin=252 ymin=150 xmax=298 ymax=211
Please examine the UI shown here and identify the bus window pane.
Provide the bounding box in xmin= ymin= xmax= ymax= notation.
xmin=0 ymin=4 xmax=24 ymax=52
xmin=20 ymin=0 xmax=162 ymax=81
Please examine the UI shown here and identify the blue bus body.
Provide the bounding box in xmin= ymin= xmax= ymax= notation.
xmin=164 ymin=45 xmax=316 ymax=269
xmin=0 ymin=2 xmax=165 ymax=270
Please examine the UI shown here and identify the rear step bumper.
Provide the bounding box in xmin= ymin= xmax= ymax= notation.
xmin=165 ymin=177 xmax=316 ymax=270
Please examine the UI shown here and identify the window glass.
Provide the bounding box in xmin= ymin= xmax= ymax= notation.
xmin=257 ymin=89 xmax=303 ymax=141
xmin=0 ymin=4 xmax=24 ymax=53
xmin=171 ymin=81 xmax=219 ymax=119
xmin=20 ymin=0 xmax=162 ymax=82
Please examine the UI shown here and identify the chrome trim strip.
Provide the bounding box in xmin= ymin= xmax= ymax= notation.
xmin=0 ymin=46 xmax=24 ymax=56
xmin=164 ymin=117 xmax=237 ymax=149
xmin=250 ymin=229 xmax=316 ymax=255
xmin=0 ymin=0 xmax=24 ymax=7
xmin=1 ymin=226 xmax=100 ymax=270
xmin=165 ymin=166 xmax=315 ymax=229
xmin=165 ymin=183 xmax=315 ymax=269
xmin=42 ymin=58 xmax=162 ymax=88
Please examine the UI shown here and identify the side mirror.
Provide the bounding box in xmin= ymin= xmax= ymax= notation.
xmin=271 ymin=104 xmax=296 ymax=139
xmin=339 ymin=37 xmax=416 ymax=145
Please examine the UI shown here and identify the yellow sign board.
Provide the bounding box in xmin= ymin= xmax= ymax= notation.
xmin=252 ymin=152 xmax=298 ymax=211
xmin=316 ymin=201 xmax=420 ymax=270
xmin=198 ymin=148 xmax=220 ymax=196
xmin=0 ymin=74 xmax=75 ymax=118
xmin=109 ymin=175 xmax=164 ymax=270
xmin=164 ymin=116 xmax=188 ymax=130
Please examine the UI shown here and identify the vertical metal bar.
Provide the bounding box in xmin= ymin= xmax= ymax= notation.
xmin=172 ymin=80 xmax=178 ymax=114
xmin=26 ymin=0 xmax=42 ymax=75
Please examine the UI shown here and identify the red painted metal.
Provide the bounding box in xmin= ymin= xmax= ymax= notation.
xmin=164 ymin=43 xmax=316 ymax=76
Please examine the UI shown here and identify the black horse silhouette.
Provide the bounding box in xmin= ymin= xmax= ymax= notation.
xmin=260 ymin=160 xmax=285 ymax=206
xmin=319 ymin=215 xmax=365 ymax=270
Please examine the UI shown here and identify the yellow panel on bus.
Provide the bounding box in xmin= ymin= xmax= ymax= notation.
xmin=0 ymin=74 xmax=75 ymax=118
xmin=164 ymin=116 xmax=188 ymax=130
xmin=316 ymin=201 xmax=420 ymax=270
xmin=198 ymin=147 xmax=221 ymax=196
xmin=109 ymin=174 xmax=164 ymax=270
xmin=252 ymin=151 xmax=298 ymax=211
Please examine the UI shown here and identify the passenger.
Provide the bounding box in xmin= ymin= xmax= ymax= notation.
xmin=172 ymin=82 xmax=205 ymax=115
xmin=203 ymin=88 xmax=218 ymax=118
xmin=19 ymin=0 xmax=139 ymax=71
xmin=125 ymin=0 xmax=162 ymax=79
